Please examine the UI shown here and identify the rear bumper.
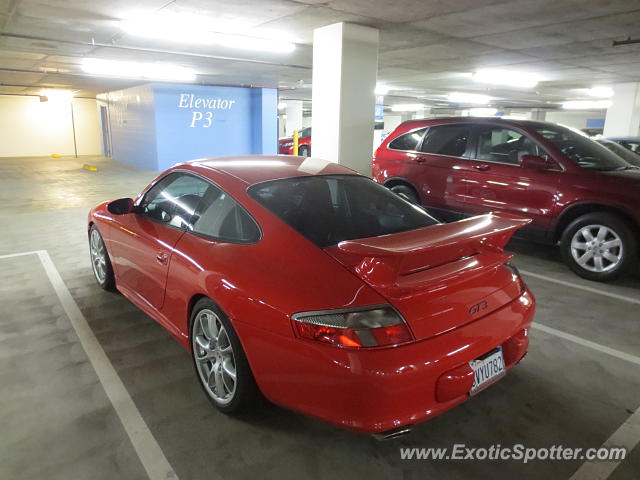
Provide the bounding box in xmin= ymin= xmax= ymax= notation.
xmin=238 ymin=289 xmax=535 ymax=434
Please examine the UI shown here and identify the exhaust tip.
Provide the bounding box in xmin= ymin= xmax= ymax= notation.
xmin=372 ymin=426 xmax=412 ymax=441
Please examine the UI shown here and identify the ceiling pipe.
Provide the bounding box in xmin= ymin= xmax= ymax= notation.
xmin=612 ymin=37 xmax=640 ymax=47
xmin=0 ymin=32 xmax=311 ymax=71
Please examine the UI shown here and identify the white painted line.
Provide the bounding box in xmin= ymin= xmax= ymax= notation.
xmin=520 ymin=269 xmax=640 ymax=306
xmin=532 ymin=323 xmax=640 ymax=367
xmin=0 ymin=250 xmax=47 ymax=259
xmin=569 ymin=404 xmax=640 ymax=480
xmin=0 ymin=250 xmax=178 ymax=480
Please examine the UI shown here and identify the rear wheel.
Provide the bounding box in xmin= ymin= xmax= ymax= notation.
xmin=389 ymin=184 xmax=419 ymax=204
xmin=560 ymin=213 xmax=636 ymax=281
xmin=190 ymin=298 xmax=259 ymax=413
xmin=298 ymin=145 xmax=310 ymax=157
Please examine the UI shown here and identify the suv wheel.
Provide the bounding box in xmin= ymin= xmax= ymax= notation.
xmin=560 ymin=213 xmax=637 ymax=282
xmin=389 ymin=184 xmax=419 ymax=204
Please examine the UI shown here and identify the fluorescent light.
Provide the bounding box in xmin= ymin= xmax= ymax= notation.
xmin=120 ymin=16 xmax=295 ymax=54
xmin=586 ymin=86 xmax=613 ymax=98
xmin=473 ymin=69 xmax=540 ymax=88
xmin=448 ymin=92 xmax=491 ymax=104
xmin=391 ymin=103 xmax=425 ymax=112
xmin=278 ymin=102 xmax=286 ymax=110
xmin=40 ymin=89 xmax=74 ymax=103
xmin=375 ymin=84 xmax=390 ymax=95
xmin=82 ymin=59 xmax=196 ymax=82
xmin=469 ymin=107 xmax=498 ymax=116
xmin=562 ymin=100 xmax=612 ymax=110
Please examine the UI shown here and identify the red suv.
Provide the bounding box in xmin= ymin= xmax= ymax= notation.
xmin=373 ymin=117 xmax=640 ymax=281
xmin=279 ymin=127 xmax=311 ymax=156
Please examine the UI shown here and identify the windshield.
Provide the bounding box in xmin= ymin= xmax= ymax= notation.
xmin=535 ymin=126 xmax=630 ymax=171
xmin=249 ymin=175 xmax=439 ymax=248
xmin=597 ymin=140 xmax=640 ymax=167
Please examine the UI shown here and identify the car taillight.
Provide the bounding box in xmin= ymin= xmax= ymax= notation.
xmin=291 ymin=306 xmax=413 ymax=348
xmin=504 ymin=262 xmax=525 ymax=293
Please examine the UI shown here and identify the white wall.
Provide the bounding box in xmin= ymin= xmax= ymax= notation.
xmin=0 ymin=95 xmax=102 ymax=157
xmin=545 ymin=110 xmax=604 ymax=130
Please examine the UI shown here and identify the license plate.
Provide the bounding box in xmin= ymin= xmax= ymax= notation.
xmin=469 ymin=347 xmax=505 ymax=395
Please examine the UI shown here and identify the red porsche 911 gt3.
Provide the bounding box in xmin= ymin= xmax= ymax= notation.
xmin=88 ymin=156 xmax=535 ymax=436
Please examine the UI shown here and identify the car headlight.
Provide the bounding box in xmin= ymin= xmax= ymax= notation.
xmin=291 ymin=306 xmax=413 ymax=348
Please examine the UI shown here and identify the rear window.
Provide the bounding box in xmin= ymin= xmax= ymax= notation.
xmin=388 ymin=128 xmax=426 ymax=151
xmin=419 ymin=124 xmax=471 ymax=157
xmin=248 ymin=175 xmax=439 ymax=248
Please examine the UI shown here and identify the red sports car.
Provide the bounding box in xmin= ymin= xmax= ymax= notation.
xmin=88 ymin=156 xmax=535 ymax=436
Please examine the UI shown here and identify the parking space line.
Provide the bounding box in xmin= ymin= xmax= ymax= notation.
xmin=0 ymin=250 xmax=178 ymax=480
xmin=569 ymin=404 xmax=640 ymax=480
xmin=532 ymin=323 xmax=640 ymax=367
xmin=520 ymin=269 xmax=640 ymax=306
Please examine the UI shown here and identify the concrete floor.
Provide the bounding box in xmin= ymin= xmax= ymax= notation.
xmin=1 ymin=155 xmax=639 ymax=480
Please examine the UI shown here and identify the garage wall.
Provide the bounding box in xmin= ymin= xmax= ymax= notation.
xmin=545 ymin=111 xmax=605 ymax=130
xmin=0 ymin=95 xmax=102 ymax=157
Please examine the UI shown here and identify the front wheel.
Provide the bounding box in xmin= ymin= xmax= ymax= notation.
xmin=89 ymin=225 xmax=115 ymax=291
xmin=190 ymin=298 xmax=259 ymax=414
xmin=298 ymin=145 xmax=310 ymax=157
xmin=560 ymin=213 xmax=637 ymax=282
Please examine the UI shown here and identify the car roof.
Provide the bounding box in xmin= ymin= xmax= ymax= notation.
xmin=396 ymin=116 xmax=559 ymax=132
xmin=187 ymin=155 xmax=360 ymax=186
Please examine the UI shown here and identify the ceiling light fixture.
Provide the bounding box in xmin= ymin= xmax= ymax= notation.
xmin=562 ymin=100 xmax=612 ymax=110
xmin=586 ymin=86 xmax=614 ymax=98
xmin=390 ymin=103 xmax=426 ymax=112
xmin=448 ymin=92 xmax=491 ymax=104
xmin=81 ymin=59 xmax=196 ymax=82
xmin=120 ymin=16 xmax=295 ymax=54
xmin=39 ymin=89 xmax=74 ymax=103
xmin=375 ymin=85 xmax=390 ymax=95
xmin=472 ymin=69 xmax=540 ymax=88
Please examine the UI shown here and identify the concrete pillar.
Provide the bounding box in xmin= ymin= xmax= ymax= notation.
xmin=603 ymin=83 xmax=640 ymax=137
xmin=530 ymin=109 xmax=546 ymax=121
xmin=285 ymin=100 xmax=303 ymax=136
xmin=311 ymin=22 xmax=379 ymax=175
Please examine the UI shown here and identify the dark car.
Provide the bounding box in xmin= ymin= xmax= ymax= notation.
xmin=606 ymin=137 xmax=640 ymax=155
xmin=279 ymin=127 xmax=311 ymax=156
xmin=596 ymin=138 xmax=640 ymax=167
xmin=373 ymin=117 xmax=640 ymax=281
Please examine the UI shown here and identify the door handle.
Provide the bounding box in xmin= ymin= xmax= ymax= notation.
xmin=472 ymin=164 xmax=490 ymax=171
xmin=414 ymin=156 xmax=427 ymax=164
xmin=156 ymin=252 xmax=169 ymax=265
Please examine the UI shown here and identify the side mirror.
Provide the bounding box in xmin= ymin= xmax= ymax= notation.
xmin=107 ymin=197 xmax=135 ymax=215
xmin=520 ymin=155 xmax=553 ymax=171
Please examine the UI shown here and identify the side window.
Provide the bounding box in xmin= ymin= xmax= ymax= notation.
xmin=140 ymin=173 xmax=211 ymax=229
xmin=300 ymin=127 xmax=311 ymax=138
xmin=388 ymin=128 xmax=427 ymax=151
xmin=419 ymin=124 xmax=470 ymax=157
xmin=192 ymin=186 xmax=260 ymax=243
xmin=475 ymin=126 xmax=539 ymax=165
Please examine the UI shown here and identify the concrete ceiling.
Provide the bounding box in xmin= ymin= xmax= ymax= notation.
xmin=1 ymin=0 xmax=640 ymax=109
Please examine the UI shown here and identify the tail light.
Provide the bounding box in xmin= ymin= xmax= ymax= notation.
xmin=291 ymin=306 xmax=413 ymax=349
xmin=504 ymin=262 xmax=525 ymax=293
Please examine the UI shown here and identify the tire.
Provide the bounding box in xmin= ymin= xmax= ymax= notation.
xmin=560 ymin=212 xmax=637 ymax=282
xmin=298 ymin=145 xmax=310 ymax=157
xmin=190 ymin=298 xmax=259 ymax=414
xmin=89 ymin=225 xmax=116 ymax=291
xmin=389 ymin=184 xmax=420 ymax=205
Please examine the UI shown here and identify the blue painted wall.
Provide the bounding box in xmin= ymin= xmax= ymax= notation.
xmin=105 ymin=82 xmax=278 ymax=171
xmin=105 ymin=84 xmax=157 ymax=171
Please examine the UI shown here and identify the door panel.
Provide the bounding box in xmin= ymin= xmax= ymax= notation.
xmin=446 ymin=125 xmax=561 ymax=229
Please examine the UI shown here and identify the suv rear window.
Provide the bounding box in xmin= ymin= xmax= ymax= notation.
xmin=248 ymin=175 xmax=439 ymax=248
xmin=388 ymin=128 xmax=426 ymax=151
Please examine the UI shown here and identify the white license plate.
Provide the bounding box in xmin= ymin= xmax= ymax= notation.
xmin=469 ymin=347 xmax=505 ymax=395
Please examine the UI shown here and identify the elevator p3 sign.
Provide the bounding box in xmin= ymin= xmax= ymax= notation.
xmin=178 ymin=93 xmax=237 ymax=128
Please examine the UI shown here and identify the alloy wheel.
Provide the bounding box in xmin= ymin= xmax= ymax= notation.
xmin=192 ymin=309 xmax=237 ymax=405
xmin=90 ymin=228 xmax=107 ymax=284
xmin=570 ymin=224 xmax=623 ymax=273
